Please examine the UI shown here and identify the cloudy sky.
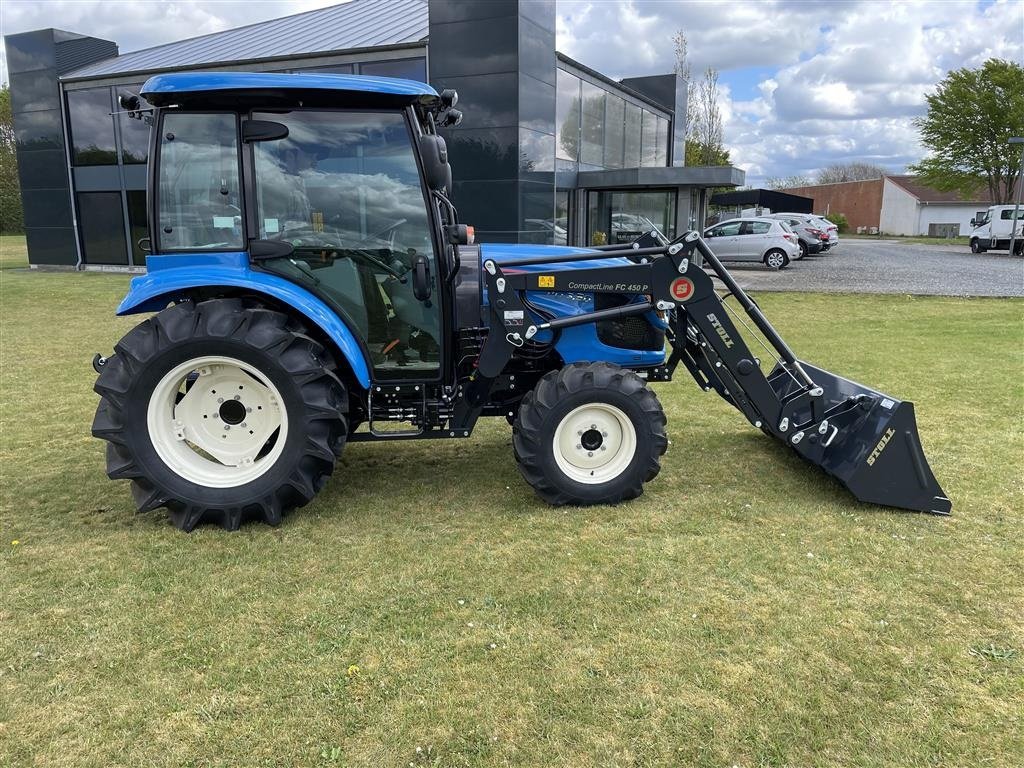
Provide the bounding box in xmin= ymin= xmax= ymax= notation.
xmin=2 ymin=0 xmax=1022 ymax=184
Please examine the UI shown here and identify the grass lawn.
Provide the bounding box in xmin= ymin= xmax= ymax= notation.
xmin=1 ymin=265 xmax=1022 ymax=767
xmin=0 ymin=234 xmax=30 ymax=270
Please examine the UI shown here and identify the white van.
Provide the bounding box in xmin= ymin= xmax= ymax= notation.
xmin=968 ymin=206 xmax=1024 ymax=255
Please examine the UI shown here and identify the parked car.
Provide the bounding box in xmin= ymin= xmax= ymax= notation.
xmin=703 ymin=217 xmax=800 ymax=269
xmin=968 ymin=205 xmax=1024 ymax=254
xmin=765 ymin=213 xmax=827 ymax=258
xmin=813 ymin=216 xmax=840 ymax=250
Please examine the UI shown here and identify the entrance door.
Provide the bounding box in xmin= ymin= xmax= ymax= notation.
xmin=251 ymin=110 xmax=442 ymax=380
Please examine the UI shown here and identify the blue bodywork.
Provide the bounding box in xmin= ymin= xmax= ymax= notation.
xmin=118 ymin=252 xmax=372 ymax=389
xmin=141 ymin=72 xmax=438 ymax=103
xmin=481 ymin=244 xmax=667 ymax=369
xmin=118 ymin=245 xmax=667 ymax=391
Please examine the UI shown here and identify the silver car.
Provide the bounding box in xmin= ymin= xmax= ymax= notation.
xmin=703 ymin=217 xmax=801 ymax=269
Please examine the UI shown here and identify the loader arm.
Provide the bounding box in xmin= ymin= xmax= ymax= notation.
xmin=465 ymin=232 xmax=951 ymax=515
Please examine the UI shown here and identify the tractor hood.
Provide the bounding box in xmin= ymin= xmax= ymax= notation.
xmin=480 ymin=243 xmax=633 ymax=274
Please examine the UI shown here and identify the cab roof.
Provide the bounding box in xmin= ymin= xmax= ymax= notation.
xmin=141 ymin=71 xmax=439 ymax=109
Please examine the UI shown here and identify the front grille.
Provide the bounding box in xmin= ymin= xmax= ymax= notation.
xmin=594 ymin=294 xmax=665 ymax=351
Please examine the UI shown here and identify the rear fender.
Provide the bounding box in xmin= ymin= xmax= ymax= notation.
xmin=116 ymin=252 xmax=371 ymax=389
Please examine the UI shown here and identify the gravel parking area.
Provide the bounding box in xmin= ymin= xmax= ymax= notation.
xmin=722 ymin=239 xmax=1024 ymax=297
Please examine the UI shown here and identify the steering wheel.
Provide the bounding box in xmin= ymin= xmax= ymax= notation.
xmin=274 ymin=226 xmax=406 ymax=280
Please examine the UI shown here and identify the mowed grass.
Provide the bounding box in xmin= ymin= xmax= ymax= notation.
xmin=1 ymin=265 xmax=1022 ymax=767
xmin=0 ymin=235 xmax=30 ymax=270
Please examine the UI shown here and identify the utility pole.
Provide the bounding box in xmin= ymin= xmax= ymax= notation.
xmin=1009 ymin=137 xmax=1024 ymax=258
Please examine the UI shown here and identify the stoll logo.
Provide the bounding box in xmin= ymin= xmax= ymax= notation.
xmin=706 ymin=313 xmax=734 ymax=349
xmin=866 ymin=428 xmax=896 ymax=466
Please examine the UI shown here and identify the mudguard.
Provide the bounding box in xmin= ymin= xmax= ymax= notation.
xmin=116 ymin=252 xmax=372 ymax=389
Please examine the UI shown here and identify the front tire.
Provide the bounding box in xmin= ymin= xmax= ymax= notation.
xmin=92 ymin=299 xmax=348 ymax=531
xmin=764 ymin=249 xmax=789 ymax=270
xmin=970 ymin=238 xmax=986 ymax=254
xmin=513 ymin=363 xmax=667 ymax=505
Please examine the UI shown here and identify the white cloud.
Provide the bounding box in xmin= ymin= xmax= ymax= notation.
xmin=556 ymin=0 xmax=1024 ymax=185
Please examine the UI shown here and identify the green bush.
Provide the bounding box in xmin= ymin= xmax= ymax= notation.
xmin=824 ymin=212 xmax=848 ymax=233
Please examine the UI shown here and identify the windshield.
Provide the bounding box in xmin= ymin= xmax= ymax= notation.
xmin=252 ymin=110 xmax=433 ymax=261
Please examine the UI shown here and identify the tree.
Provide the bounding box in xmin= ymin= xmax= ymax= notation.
xmin=910 ymin=59 xmax=1024 ymax=203
xmin=0 ymin=84 xmax=24 ymax=235
xmin=816 ymin=162 xmax=886 ymax=184
xmin=766 ymin=174 xmax=813 ymax=190
xmin=686 ymin=66 xmax=730 ymax=166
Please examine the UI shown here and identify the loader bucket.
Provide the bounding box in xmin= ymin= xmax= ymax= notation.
xmin=767 ymin=362 xmax=951 ymax=515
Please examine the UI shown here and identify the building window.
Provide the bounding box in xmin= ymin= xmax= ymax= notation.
xmin=67 ymin=87 xmax=117 ymax=166
xmin=588 ymin=189 xmax=676 ymax=246
xmin=603 ymin=94 xmax=625 ymax=170
xmin=126 ymin=190 xmax=149 ymax=265
xmin=580 ymin=80 xmax=605 ymax=167
xmin=293 ymin=64 xmax=355 ymax=74
xmin=117 ymin=85 xmax=150 ymax=164
xmin=157 ymin=113 xmax=242 ymax=251
xmin=624 ymin=102 xmax=641 ymax=167
xmin=556 ymin=69 xmax=581 ymax=162
xmin=77 ymin=192 xmax=128 ymax=264
xmin=358 ymin=58 xmax=427 ymax=82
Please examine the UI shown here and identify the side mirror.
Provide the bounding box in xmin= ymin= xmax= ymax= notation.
xmin=970 ymin=218 xmax=976 ymax=227
xmin=418 ymin=135 xmax=451 ymax=192
xmin=412 ymin=253 xmax=431 ymax=301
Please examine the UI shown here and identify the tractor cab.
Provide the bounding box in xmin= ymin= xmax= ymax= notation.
xmin=139 ymin=71 xmax=467 ymax=385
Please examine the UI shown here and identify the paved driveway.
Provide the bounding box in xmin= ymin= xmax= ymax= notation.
xmin=720 ymin=239 xmax=1024 ymax=297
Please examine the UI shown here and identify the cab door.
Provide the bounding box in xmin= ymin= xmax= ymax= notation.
xmin=249 ymin=109 xmax=444 ymax=381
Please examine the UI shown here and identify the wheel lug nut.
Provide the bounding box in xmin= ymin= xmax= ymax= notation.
xmin=575 ymin=444 xmax=582 ymax=450
xmin=600 ymin=446 xmax=607 ymax=451
xmin=241 ymin=423 xmax=247 ymax=428
xmin=217 ymin=397 xmax=224 ymax=403
xmin=233 ymin=395 xmax=241 ymax=400
xmin=224 ymin=425 xmax=230 ymax=431
xmin=577 ymin=430 xmax=582 ymax=436
xmin=246 ymin=407 xmax=253 ymax=413
xmin=601 ymin=431 xmax=608 ymax=437
xmin=587 ymin=451 xmax=594 ymax=457
xmin=590 ymin=424 xmax=597 ymax=429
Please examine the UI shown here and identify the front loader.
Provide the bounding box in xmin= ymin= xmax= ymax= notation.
xmin=92 ymin=72 xmax=950 ymax=531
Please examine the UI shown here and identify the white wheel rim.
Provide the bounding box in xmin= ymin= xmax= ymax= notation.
xmin=552 ymin=403 xmax=637 ymax=485
xmin=767 ymin=252 xmax=784 ymax=268
xmin=146 ymin=355 xmax=289 ymax=488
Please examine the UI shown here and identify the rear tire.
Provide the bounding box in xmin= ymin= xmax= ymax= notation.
xmin=92 ymin=298 xmax=348 ymax=531
xmin=764 ymin=249 xmax=789 ymax=270
xmin=513 ymin=362 xmax=667 ymax=505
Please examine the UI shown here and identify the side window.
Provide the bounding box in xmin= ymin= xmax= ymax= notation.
xmin=715 ymin=222 xmax=741 ymax=236
xmin=1000 ymin=209 xmax=1024 ymax=220
xmin=157 ymin=113 xmax=242 ymax=250
xmin=749 ymin=221 xmax=771 ymax=235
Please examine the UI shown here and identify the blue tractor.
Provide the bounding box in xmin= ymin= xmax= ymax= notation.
xmin=92 ymin=73 xmax=950 ymax=531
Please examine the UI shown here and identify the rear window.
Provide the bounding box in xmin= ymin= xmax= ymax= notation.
xmin=779 ymin=221 xmax=794 ymax=233
xmin=157 ymin=113 xmax=242 ymax=251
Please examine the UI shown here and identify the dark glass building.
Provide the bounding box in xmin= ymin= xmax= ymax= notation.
xmin=4 ymin=0 xmax=743 ymax=269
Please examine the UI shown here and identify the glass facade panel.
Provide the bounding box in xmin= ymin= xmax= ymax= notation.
xmin=655 ymin=116 xmax=669 ymax=166
xmin=624 ymin=103 xmax=641 ymax=168
xmin=117 ymin=85 xmax=150 ymax=164
xmin=579 ymin=80 xmax=605 ymax=167
xmin=157 ymin=113 xmax=242 ymax=251
xmin=77 ymin=191 xmax=128 ymax=264
xmin=67 ymin=88 xmax=117 ymax=166
xmin=293 ymin=63 xmax=354 ymax=74
xmin=603 ymin=94 xmax=625 ymax=170
xmin=555 ymin=68 xmax=581 ymax=162
xmin=126 ymin=189 xmax=149 ymax=265
xmin=554 ymin=189 xmax=570 ymax=246
xmin=640 ymin=109 xmax=658 ymax=167
xmin=358 ymin=58 xmax=427 ymax=81
xmin=588 ymin=189 xmax=676 ymax=246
